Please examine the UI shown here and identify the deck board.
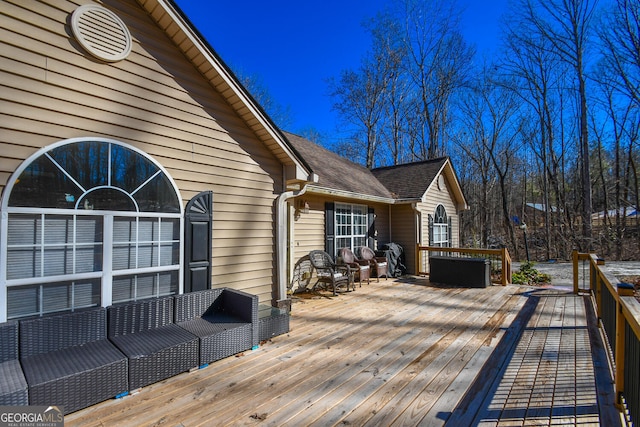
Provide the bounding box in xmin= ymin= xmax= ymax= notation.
xmin=64 ymin=280 xmax=621 ymax=427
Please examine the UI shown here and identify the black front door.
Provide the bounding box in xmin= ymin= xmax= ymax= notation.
xmin=184 ymin=191 xmax=212 ymax=293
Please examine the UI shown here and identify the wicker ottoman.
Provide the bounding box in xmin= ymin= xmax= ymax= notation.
xmin=258 ymin=305 xmax=289 ymax=341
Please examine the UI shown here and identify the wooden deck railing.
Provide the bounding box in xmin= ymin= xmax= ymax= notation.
xmin=416 ymin=246 xmax=512 ymax=286
xmin=573 ymin=251 xmax=640 ymax=424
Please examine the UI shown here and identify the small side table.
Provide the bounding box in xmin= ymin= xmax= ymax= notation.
xmin=258 ymin=305 xmax=289 ymax=342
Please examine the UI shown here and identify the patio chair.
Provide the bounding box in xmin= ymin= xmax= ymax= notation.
xmin=308 ymin=250 xmax=352 ymax=295
xmin=108 ymin=296 xmax=199 ymax=390
xmin=20 ymin=308 xmax=128 ymax=414
xmin=0 ymin=321 xmax=28 ymax=405
xmin=289 ymin=254 xmax=314 ymax=294
xmin=339 ymin=247 xmax=371 ymax=287
xmin=174 ymin=288 xmax=258 ymax=366
xmin=359 ymin=246 xmax=389 ymax=281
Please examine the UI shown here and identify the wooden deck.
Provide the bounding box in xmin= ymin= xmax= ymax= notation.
xmin=65 ymin=278 xmax=621 ymax=426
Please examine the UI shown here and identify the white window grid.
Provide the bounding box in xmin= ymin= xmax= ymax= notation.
xmin=433 ymin=204 xmax=449 ymax=247
xmin=335 ymin=203 xmax=368 ymax=254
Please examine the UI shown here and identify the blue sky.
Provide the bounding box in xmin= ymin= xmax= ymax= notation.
xmin=174 ymin=1 xmax=508 ymax=141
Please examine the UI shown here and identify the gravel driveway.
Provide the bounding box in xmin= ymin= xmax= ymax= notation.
xmin=513 ymin=260 xmax=640 ymax=287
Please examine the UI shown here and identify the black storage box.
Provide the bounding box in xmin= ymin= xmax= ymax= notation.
xmin=429 ymin=255 xmax=491 ymax=288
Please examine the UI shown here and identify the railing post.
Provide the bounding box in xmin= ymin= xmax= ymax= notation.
xmin=615 ymin=282 xmax=635 ymax=410
xmin=572 ymin=250 xmax=579 ymax=294
xmin=501 ymin=248 xmax=510 ymax=286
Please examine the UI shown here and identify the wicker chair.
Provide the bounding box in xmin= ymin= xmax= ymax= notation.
xmin=0 ymin=321 xmax=28 ymax=405
xmin=359 ymin=246 xmax=389 ymax=281
xmin=309 ymin=250 xmax=352 ymax=295
xmin=339 ymin=247 xmax=371 ymax=287
xmin=174 ymin=288 xmax=258 ymax=366
xmin=108 ymin=296 xmax=199 ymax=390
xmin=289 ymin=254 xmax=314 ymax=294
xmin=19 ymin=308 xmax=128 ymax=414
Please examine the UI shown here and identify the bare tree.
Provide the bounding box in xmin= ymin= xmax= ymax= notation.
xmin=328 ymin=13 xmax=404 ymax=168
xmin=501 ymin=14 xmax=573 ymax=259
xmin=593 ymin=0 xmax=640 ymax=257
xmin=456 ymin=65 xmax=524 ymax=257
xmin=598 ymin=0 xmax=640 ymax=108
xmin=399 ymin=0 xmax=474 ymax=160
xmin=237 ymin=71 xmax=293 ymax=130
xmin=520 ymin=0 xmax=598 ymax=249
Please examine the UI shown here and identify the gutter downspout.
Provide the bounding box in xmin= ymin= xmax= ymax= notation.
xmin=275 ymin=184 xmax=310 ymax=310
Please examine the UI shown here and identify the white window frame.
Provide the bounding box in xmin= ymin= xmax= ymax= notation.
xmin=0 ymin=137 xmax=184 ymax=322
xmin=433 ymin=204 xmax=449 ymax=247
xmin=334 ymin=202 xmax=368 ymax=256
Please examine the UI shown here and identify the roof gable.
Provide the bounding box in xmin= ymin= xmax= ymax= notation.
xmin=372 ymin=158 xmax=468 ymax=210
xmin=371 ymin=158 xmax=447 ymax=199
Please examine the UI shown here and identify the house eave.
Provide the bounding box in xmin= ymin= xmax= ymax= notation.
xmin=304 ymin=185 xmax=396 ymax=205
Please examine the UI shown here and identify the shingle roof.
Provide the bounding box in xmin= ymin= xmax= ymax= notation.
xmin=371 ymin=158 xmax=448 ymax=200
xmin=283 ymin=132 xmax=394 ymax=199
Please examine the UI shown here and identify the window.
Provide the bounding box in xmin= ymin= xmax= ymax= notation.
xmin=334 ymin=203 xmax=368 ymax=256
xmin=1 ymin=138 xmax=182 ymax=320
xmin=432 ymin=205 xmax=449 ymax=247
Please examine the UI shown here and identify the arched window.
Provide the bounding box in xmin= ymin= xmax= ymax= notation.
xmin=1 ymin=138 xmax=183 ymax=321
xmin=432 ymin=205 xmax=449 ymax=247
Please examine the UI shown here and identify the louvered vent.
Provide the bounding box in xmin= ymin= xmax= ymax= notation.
xmin=71 ymin=5 xmax=132 ymax=62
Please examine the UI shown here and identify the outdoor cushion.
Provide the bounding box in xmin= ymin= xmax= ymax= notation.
xmin=174 ymin=288 xmax=258 ymax=366
xmin=108 ymin=324 xmax=196 ymax=358
xmin=19 ymin=308 xmax=128 ymax=414
xmin=107 ymin=296 xmax=199 ymax=390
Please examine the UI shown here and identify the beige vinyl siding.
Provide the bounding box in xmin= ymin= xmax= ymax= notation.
xmin=389 ymin=204 xmax=417 ymax=274
xmin=372 ymin=203 xmax=390 ymax=248
xmin=292 ymin=196 xmax=326 ymax=263
xmin=0 ymin=0 xmax=283 ymax=303
xmin=291 ymin=196 xmax=391 ymax=264
xmin=415 ymin=174 xmax=461 ymax=275
xmin=420 ymin=174 xmax=460 ymax=247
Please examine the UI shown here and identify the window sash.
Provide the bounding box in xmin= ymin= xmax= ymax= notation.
xmin=5 ymin=211 xmax=180 ymax=319
xmin=433 ymin=224 xmax=448 ymax=246
xmin=6 ymin=213 xmax=103 ymax=280
xmin=7 ymin=279 xmax=101 ymax=320
xmin=335 ymin=203 xmax=368 ymax=254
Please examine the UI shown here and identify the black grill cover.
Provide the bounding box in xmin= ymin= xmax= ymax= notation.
xmin=377 ymin=243 xmax=406 ymax=277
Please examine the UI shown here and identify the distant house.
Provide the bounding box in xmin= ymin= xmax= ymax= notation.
xmin=0 ymin=0 xmax=313 ymax=322
xmin=284 ymin=133 xmax=468 ymax=275
xmin=591 ymin=207 xmax=638 ymax=226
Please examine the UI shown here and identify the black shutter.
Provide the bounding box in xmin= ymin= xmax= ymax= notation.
xmin=367 ymin=207 xmax=375 ymax=248
xmin=184 ymin=191 xmax=213 ymax=293
xmin=428 ymin=214 xmax=434 ymax=246
xmin=325 ymin=202 xmax=335 ymax=259
xmin=448 ymin=216 xmax=453 ymax=247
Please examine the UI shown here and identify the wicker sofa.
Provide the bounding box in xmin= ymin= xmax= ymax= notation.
xmin=174 ymin=288 xmax=258 ymax=366
xmin=18 ymin=308 xmax=128 ymax=414
xmin=107 ymin=296 xmax=199 ymax=390
xmin=2 ymin=288 xmax=268 ymax=413
xmin=0 ymin=321 xmax=28 ymax=405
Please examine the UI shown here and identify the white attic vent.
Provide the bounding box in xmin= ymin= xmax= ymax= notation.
xmin=71 ymin=4 xmax=132 ymax=62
